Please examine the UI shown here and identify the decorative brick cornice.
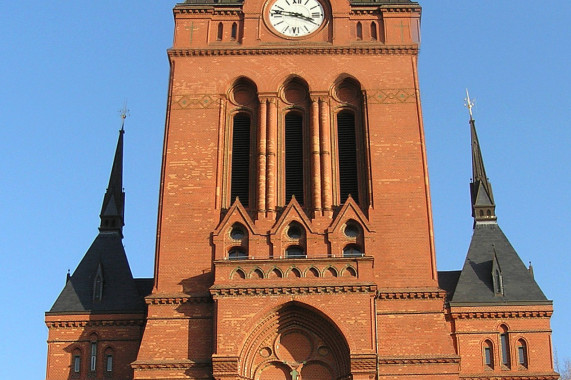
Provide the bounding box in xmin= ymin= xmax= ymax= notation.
xmin=46 ymin=319 xmax=145 ymax=329
xmin=211 ymin=284 xmax=377 ymax=297
xmin=459 ymin=374 xmax=559 ymax=380
xmin=450 ymin=310 xmax=553 ymax=319
xmin=212 ymin=356 xmax=239 ymax=375
xmin=351 ymin=354 xmax=378 ymax=373
xmin=174 ymin=8 xmax=243 ymax=16
xmin=131 ymin=359 xmax=211 ymax=370
xmin=376 ymin=289 xmax=447 ymax=300
xmin=378 ymin=355 xmax=460 ymax=365
xmin=168 ymin=45 xmax=418 ymax=58
xmin=145 ymin=295 xmax=213 ymax=305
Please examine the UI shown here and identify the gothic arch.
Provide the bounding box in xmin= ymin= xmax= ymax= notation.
xmin=239 ymin=302 xmax=351 ymax=380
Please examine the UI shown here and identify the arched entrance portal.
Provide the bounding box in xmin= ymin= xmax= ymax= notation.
xmin=240 ymin=302 xmax=351 ymax=380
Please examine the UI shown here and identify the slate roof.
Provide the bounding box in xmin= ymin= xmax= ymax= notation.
xmin=450 ymin=223 xmax=549 ymax=305
xmin=438 ymin=270 xmax=461 ymax=300
xmin=48 ymin=232 xmax=147 ymax=313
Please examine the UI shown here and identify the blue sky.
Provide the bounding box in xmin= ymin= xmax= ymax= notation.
xmin=0 ymin=1 xmax=569 ymax=377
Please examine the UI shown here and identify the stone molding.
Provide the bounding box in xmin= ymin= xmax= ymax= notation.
xmin=168 ymin=45 xmax=418 ymax=58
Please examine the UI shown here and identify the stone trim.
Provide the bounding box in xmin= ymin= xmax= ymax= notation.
xmin=211 ymin=284 xmax=377 ymax=297
xmin=168 ymin=45 xmax=418 ymax=58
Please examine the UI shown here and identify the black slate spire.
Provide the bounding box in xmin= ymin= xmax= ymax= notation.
xmin=466 ymin=91 xmax=496 ymax=224
xmin=99 ymin=125 xmax=125 ymax=236
xmin=48 ymin=119 xmax=148 ymax=314
xmin=448 ymin=93 xmax=549 ymax=306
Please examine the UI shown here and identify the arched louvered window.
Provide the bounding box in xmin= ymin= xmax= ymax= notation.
xmin=337 ymin=111 xmax=359 ymax=204
xmin=231 ymin=114 xmax=251 ymax=207
xmin=285 ymin=112 xmax=304 ymax=205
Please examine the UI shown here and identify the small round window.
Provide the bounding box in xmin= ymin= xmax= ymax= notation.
xmin=344 ymin=222 xmax=360 ymax=238
xmin=287 ymin=224 xmax=303 ymax=239
xmin=230 ymin=225 xmax=246 ymax=240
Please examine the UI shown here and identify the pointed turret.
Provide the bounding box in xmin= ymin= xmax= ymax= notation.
xmin=48 ymin=119 xmax=149 ymax=314
xmin=447 ymin=92 xmax=549 ymax=306
xmin=466 ymin=90 xmax=496 ymax=224
xmin=99 ymin=124 xmax=125 ymax=236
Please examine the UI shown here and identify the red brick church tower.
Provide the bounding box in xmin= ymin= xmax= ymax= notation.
xmin=46 ymin=1 xmax=559 ymax=379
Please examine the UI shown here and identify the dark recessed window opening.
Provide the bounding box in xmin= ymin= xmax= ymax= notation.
xmin=73 ymin=354 xmax=81 ymax=373
xmin=231 ymin=114 xmax=251 ymax=207
xmin=229 ymin=247 xmax=248 ymax=260
xmin=343 ymin=244 xmax=362 ymax=257
xmin=286 ymin=245 xmax=306 ymax=259
xmin=231 ymin=22 xmax=237 ymax=40
xmin=287 ymin=223 xmax=303 ymax=239
xmin=500 ymin=332 xmax=510 ymax=367
xmin=230 ymin=224 xmax=246 ymax=240
xmin=337 ymin=111 xmax=359 ymax=204
xmin=518 ymin=340 xmax=528 ymax=367
xmin=90 ymin=342 xmax=97 ymax=372
xmin=371 ymin=22 xmax=377 ymax=40
xmin=217 ymin=22 xmax=223 ymax=41
xmin=356 ymin=22 xmax=362 ymax=40
xmin=484 ymin=341 xmax=494 ymax=368
xmin=344 ymin=222 xmax=360 ymax=238
xmin=105 ymin=354 xmax=113 ymax=372
xmin=285 ymin=113 xmax=304 ymax=205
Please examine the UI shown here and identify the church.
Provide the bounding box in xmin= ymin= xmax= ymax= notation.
xmin=45 ymin=0 xmax=558 ymax=379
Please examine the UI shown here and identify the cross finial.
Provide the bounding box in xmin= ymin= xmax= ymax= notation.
xmin=119 ymin=101 xmax=130 ymax=131
xmin=464 ymin=89 xmax=475 ymax=120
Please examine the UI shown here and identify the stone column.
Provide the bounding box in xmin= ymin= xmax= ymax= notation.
xmin=319 ymin=98 xmax=333 ymax=213
xmin=266 ymin=98 xmax=278 ymax=217
xmin=257 ymin=98 xmax=267 ymax=217
xmin=310 ymin=96 xmax=322 ymax=215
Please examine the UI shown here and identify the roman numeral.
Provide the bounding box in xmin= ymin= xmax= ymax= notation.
xmin=292 ymin=0 xmax=302 ymax=4
xmin=311 ymin=12 xmax=322 ymax=17
xmin=291 ymin=26 xmax=299 ymax=34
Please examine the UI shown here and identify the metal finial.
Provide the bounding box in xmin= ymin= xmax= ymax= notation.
xmin=464 ymin=89 xmax=475 ymax=119
xmin=119 ymin=101 xmax=130 ymax=131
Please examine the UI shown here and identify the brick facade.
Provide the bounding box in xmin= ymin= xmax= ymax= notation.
xmin=46 ymin=1 xmax=557 ymax=379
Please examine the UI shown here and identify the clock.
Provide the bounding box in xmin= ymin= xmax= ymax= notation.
xmin=268 ymin=0 xmax=325 ymax=38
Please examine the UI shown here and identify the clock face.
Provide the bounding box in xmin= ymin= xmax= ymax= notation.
xmin=268 ymin=0 xmax=325 ymax=38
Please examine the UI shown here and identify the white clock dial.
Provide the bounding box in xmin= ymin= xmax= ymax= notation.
xmin=268 ymin=0 xmax=325 ymax=38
